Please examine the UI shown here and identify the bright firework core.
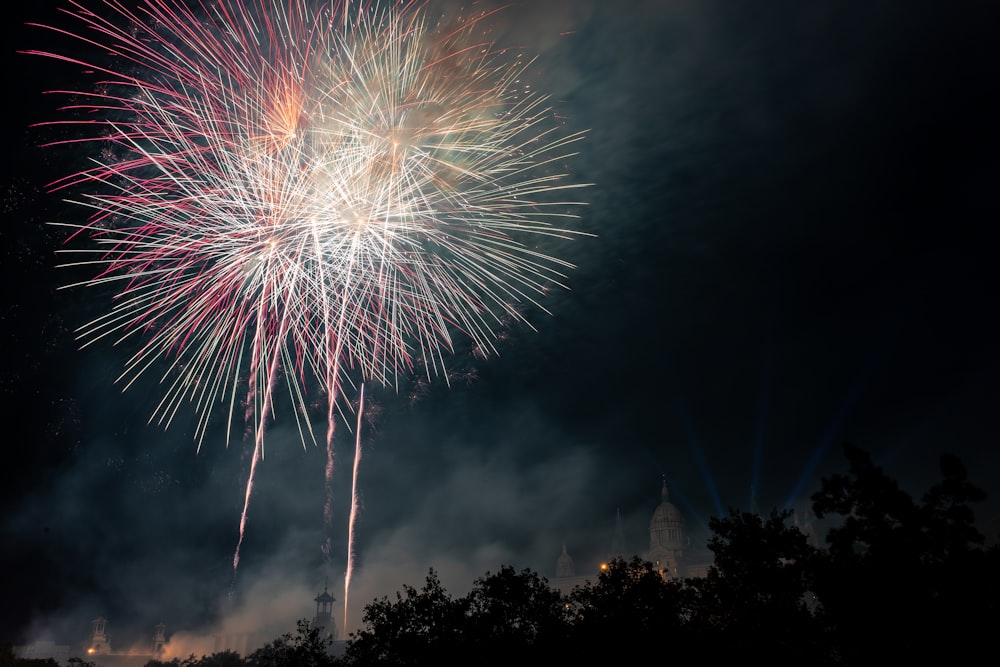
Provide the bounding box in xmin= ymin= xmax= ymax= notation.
xmin=29 ymin=0 xmax=588 ymax=624
xmin=27 ymin=0 xmax=588 ymax=438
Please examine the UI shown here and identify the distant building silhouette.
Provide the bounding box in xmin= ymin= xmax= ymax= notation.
xmin=556 ymin=544 xmax=575 ymax=578
xmin=646 ymin=480 xmax=688 ymax=579
xmin=152 ymin=623 xmax=166 ymax=654
xmin=89 ymin=616 xmax=110 ymax=655
xmin=313 ymin=586 xmax=338 ymax=640
xmin=551 ymin=480 xmax=712 ymax=593
xmin=16 ymin=618 xmax=169 ymax=667
xmin=551 ymin=543 xmax=592 ymax=593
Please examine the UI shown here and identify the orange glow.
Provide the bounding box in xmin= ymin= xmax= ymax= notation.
xmin=253 ymin=74 xmax=305 ymax=154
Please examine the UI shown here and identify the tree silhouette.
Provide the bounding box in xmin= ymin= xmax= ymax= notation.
xmin=145 ymin=650 xmax=247 ymax=667
xmin=245 ymin=620 xmax=337 ymax=667
xmin=464 ymin=566 xmax=566 ymax=655
xmin=811 ymin=443 xmax=999 ymax=663
xmin=335 ymin=444 xmax=997 ymax=664
xmin=344 ymin=569 xmax=468 ymax=666
xmin=687 ymin=509 xmax=831 ymax=665
xmin=564 ymin=556 xmax=687 ymax=655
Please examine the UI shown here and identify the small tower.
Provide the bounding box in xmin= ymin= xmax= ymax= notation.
xmin=152 ymin=623 xmax=167 ymax=654
xmin=313 ymin=587 xmax=337 ymax=640
xmin=609 ymin=508 xmax=627 ymax=560
xmin=556 ymin=544 xmax=575 ymax=578
xmin=89 ymin=617 xmax=110 ymax=655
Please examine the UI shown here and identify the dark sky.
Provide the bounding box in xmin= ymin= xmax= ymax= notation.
xmin=3 ymin=0 xmax=999 ymax=656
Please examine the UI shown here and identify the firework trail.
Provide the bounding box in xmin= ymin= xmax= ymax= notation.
xmin=29 ymin=0 xmax=588 ymax=615
xmin=344 ymin=382 xmax=364 ymax=638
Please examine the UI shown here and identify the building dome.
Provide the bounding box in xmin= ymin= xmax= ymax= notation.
xmin=650 ymin=482 xmax=683 ymax=533
xmin=648 ymin=480 xmax=685 ymax=564
xmin=650 ymin=494 xmax=683 ymax=526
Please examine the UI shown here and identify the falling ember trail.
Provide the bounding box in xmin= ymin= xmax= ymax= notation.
xmin=232 ymin=308 xmax=286 ymax=588
xmin=322 ymin=258 xmax=356 ymax=550
xmin=232 ymin=429 xmax=262 ymax=587
xmin=344 ymin=382 xmax=365 ymax=637
xmin=321 ymin=354 xmax=339 ymax=563
xmin=231 ymin=395 xmax=272 ymax=586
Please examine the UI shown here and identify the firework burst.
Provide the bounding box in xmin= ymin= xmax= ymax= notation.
xmin=28 ymin=0 xmax=588 ymax=615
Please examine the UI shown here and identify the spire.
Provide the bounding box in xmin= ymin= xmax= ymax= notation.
xmin=556 ymin=543 xmax=575 ymax=578
xmin=610 ymin=508 xmax=626 ymax=559
xmin=661 ymin=475 xmax=669 ymax=501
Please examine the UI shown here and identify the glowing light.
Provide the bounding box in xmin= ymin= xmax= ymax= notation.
xmin=29 ymin=0 xmax=588 ymax=620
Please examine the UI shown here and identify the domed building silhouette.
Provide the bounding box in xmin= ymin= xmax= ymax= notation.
xmin=646 ymin=480 xmax=689 ymax=578
xmin=551 ymin=480 xmax=711 ymax=593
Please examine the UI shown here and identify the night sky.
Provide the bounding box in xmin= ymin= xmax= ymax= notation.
xmin=3 ymin=0 xmax=999 ymax=657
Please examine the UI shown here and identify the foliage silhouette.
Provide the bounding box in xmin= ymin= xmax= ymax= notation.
xmin=811 ymin=443 xmax=998 ymax=663
xmin=463 ymin=566 xmax=567 ymax=655
xmin=344 ymin=569 xmax=468 ymax=666
xmin=564 ymin=555 xmax=687 ymax=653
xmin=145 ymin=649 xmax=245 ymax=667
xmin=245 ymin=620 xmax=337 ymax=667
xmin=687 ymin=509 xmax=831 ymax=664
